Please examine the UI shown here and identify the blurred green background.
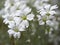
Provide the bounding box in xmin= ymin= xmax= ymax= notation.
xmin=0 ymin=0 xmax=60 ymax=45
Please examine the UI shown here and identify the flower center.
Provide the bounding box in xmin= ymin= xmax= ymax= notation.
xmin=42 ymin=17 xmax=47 ymax=22
xmin=46 ymin=13 xmax=50 ymax=16
xmin=16 ymin=8 xmax=20 ymax=10
xmin=22 ymin=15 xmax=27 ymax=20
xmin=11 ymin=3 xmax=14 ymax=6
xmin=14 ymin=27 xmax=19 ymax=32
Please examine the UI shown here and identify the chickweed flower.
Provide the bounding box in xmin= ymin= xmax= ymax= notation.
xmin=1 ymin=0 xmax=59 ymax=39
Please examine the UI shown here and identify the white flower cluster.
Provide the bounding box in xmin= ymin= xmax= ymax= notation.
xmin=34 ymin=0 xmax=58 ymax=26
xmin=2 ymin=0 xmax=34 ymax=38
xmin=34 ymin=0 xmax=59 ymax=34
xmin=2 ymin=0 xmax=59 ymax=38
xmin=37 ymin=4 xmax=58 ymax=26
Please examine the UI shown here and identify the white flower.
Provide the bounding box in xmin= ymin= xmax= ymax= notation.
xmin=40 ymin=4 xmax=58 ymax=16
xmin=37 ymin=15 xmax=48 ymax=25
xmin=19 ymin=13 xmax=34 ymax=21
xmin=50 ymin=5 xmax=58 ymax=10
xmin=34 ymin=0 xmax=43 ymax=10
xmin=19 ymin=13 xmax=34 ymax=28
xmin=27 ymin=14 xmax=34 ymax=21
xmin=22 ymin=7 xmax=31 ymax=15
xmin=39 ymin=20 xmax=45 ymax=25
xmin=14 ymin=17 xmax=22 ymax=25
xmin=13 ymin=31 xmax=20 ymax=38
xmin=46 ymin=18 xmax=59 ymax=30
xmin=8 ymin=21 xmax=15 ymax=28
xmin=8 ymin=29 xmax=15 ymax=37
xmin=13 ymin=7 xmax=34 ymax=29
xmin=14 ymin=1 xmax=27 ymax=10
xmin=46 ymin=20 xmax=54 ymax=27
xmin=2 ymin=14 xmax=14 ymax=24
xmin=34 ymin=0 xmax=48 ymax=10
xmin=37 ymin=15 xmax=41 ymax=20
xmin=19 ymin=20 xmax=29 ymax=28
xmin=4 ymin=0 xmax=11 ymax=10
xmin=8 ymin=29 xmax=21 ymax=38
xmin=37 ymin=13 xmax=58 ymax=27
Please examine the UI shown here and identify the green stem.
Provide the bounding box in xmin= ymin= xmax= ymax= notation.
xmin=41 ymin=22 xmax=48 ymax=45
xmin=15 ymin=39 xmax=19 ymax=45
xmin=10 ymin=36 xmax=15 ymax=45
